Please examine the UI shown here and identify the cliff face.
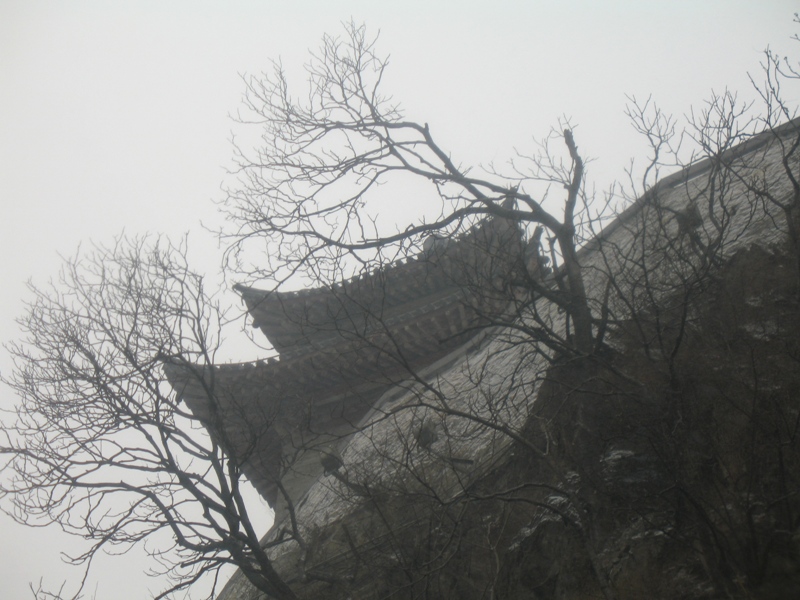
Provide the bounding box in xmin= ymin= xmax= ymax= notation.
xmin=214 ymin=122 xmax=800 ymax=599
xmin=497 ymin=244 xmax=800 ymax=599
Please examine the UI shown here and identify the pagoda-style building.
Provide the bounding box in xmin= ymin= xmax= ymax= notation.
xmin=167 ymin=210 xmax=525 ymax=511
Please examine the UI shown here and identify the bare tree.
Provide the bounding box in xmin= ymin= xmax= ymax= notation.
xmin=0 ymin=236 xmax=297 ymax=600
xmin=5 ymin=20 xmax=800 ymax=600
xmin=223 ymin=22 xmax=599 ymax=356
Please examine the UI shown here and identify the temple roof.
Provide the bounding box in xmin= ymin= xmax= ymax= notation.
xmin=234 ymin=212 xmax=522 ymax=359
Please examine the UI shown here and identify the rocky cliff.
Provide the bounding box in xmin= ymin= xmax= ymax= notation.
xmin=215 ymin=121 xmax=800 ymax=599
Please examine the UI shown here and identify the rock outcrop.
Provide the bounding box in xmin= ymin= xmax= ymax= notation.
xmin=185 ymin=119 xmax=800 ymax=599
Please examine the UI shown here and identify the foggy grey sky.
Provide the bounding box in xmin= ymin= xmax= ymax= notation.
xmin=1 ymin=1 xmax=797 ymax=598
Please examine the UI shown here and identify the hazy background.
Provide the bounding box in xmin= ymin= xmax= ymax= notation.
xmin=1 ymin=1 xmax=797 ymax=598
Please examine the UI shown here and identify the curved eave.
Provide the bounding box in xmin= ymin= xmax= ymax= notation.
xmin=165 ymin=294 xmax=491 ymax=416
xmin=235 ymin=215 xmax=523 ymax=356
